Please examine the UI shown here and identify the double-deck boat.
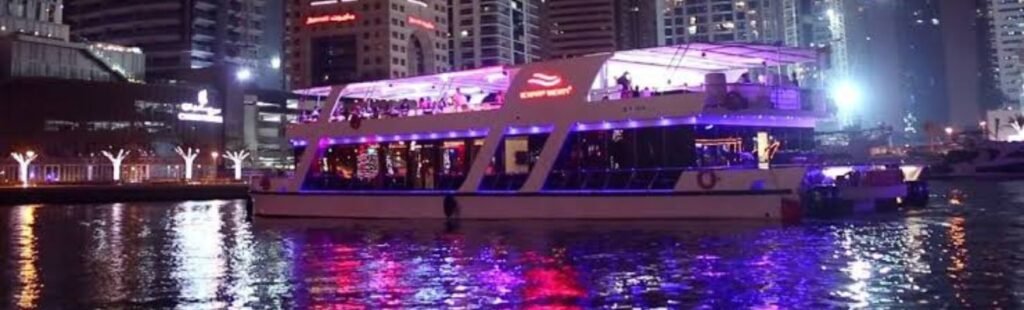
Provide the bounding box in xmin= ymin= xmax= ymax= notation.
xmin=253 ymin=43 xmax=836 ymax=221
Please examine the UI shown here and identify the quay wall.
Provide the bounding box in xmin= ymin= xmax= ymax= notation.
xmin=0 ymin=184 xmax=250 ymax=205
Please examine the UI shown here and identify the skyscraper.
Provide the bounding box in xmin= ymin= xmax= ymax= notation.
xmin=989 ymin=0 xmax=1024 ymax=108
xmin=0 ymin=0 xmax=144 ymax=82
xmin=284 ymin=0 xmax=451 ymax=89
xmin=0 ymin=0 xmax=68 ymax=40
xmin=63 ymin=0 xmax=277 ymax=87
xmin=662 ymin=0 xmax=790 ymax=46
xmin=545 ymin=0 xmax=663 ymax=59
xmin=838 ymin=0 xmax=983 ymax=137
xmin=450 ymin=0 xmax=542 ymax=69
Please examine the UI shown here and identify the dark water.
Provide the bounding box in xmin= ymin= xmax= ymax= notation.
xmin=1 ymin=181 xmax=1023 ymax=309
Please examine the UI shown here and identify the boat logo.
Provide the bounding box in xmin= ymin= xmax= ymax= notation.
xmin=520 ymin=72 xmax=573 ymax=100
xmin=526 ymin=73 xmax=563 ymax=87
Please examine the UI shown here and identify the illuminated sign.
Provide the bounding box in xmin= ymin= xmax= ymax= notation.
xmin=305 ymin=13 xmax=357 ymax=25
xmin=407 ymin=16 xmax=435 ymax=30
xmin=178 ymin=89 xmax=223 ymax=123
xmin=519 ymin=73 xmax=574 ymax=99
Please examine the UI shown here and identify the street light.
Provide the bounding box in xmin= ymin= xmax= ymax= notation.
xmin=236 ymin=68 xmax=253 ymax=82
xmin=945 ymin=126 xmax=954 ymax=136
xmin=270 ymin=57 xmax=281 ymax=70
xmin=831 ymin=80 xmax=862 ymax=110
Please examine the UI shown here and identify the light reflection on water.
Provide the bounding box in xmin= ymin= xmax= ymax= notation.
xmin=1 ymin=181 xmax=1023 ymax=308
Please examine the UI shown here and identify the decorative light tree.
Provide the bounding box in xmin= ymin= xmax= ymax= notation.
xmin=1007 ymin=115 xmax=1024 ymax=142
xmin=101 ymin=149 xmax=130 ymax=182
xmin=175 ymin=147 xmax=200 ymax=181
xmin=223 ymin=150 xmax=250 ymax=181
xmin=10 ymin=151 xmax=38 ymax=187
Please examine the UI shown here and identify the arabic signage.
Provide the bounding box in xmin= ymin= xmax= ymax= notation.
xmin=306 ymin=13 xmax=357 ymax=25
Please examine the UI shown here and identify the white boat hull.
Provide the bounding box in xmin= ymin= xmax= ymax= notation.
xmin=252 ymin=191 xmax=801 ymax=221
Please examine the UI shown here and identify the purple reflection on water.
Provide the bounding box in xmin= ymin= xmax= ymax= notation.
xmin=0 ymin=181 xmax=1022 ymax=308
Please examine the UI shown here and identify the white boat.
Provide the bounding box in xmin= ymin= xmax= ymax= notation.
xmin=931 ymin=141 xmax=1024 ymax=179
xmin=253 ymin=43 xmax=833 ymax=221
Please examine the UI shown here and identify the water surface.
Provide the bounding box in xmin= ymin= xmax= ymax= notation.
xmin=1 ymin=181 xmax=1022 ymax=308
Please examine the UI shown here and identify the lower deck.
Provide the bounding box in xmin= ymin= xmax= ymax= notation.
xmin=252 ymin=189 xmax=800 ymax=220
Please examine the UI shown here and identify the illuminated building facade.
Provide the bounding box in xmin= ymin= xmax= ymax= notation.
xmin=662 ymin=0 xmax=789 ymax=46
xmin=285 ymin=0 xmax=451 ymax=89
xmin=0 ymin=0 xmax=142 ymax=82
xmin=989 ymin=0 xmax=1024 ymax=108
xmin=450 ymin=0 xmax=543 ymax=69
xmin=544 ymin=0 xmax=664 ymax=59
xmin=0 ymin=68 xmax=302 ymax=184
xmin=63 ymin=0 xmax=280 ymax=88
xmin=838 ymin=0 xmax=984 ymax=138
xmin=0 ymin=0 xmax=68 ymax=40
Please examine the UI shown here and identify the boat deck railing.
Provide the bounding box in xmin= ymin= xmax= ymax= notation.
xmin=590 ymin=83 xmax=826 ymax=113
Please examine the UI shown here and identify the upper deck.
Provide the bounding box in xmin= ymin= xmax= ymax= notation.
xmin=287 ymin=43 xmax=830 ymax=143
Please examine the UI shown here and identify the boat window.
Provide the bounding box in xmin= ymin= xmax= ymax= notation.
xmin=544 ymin=125 xmax=696 ymax=191
xmin=303 ymin=137 xmax=484 ymax=191
xmin=328 ymin=92 xmax=505 ymax=123
xmin=479 ymin=133 xmax=550 ymax=191
xmin=543 ymin=124 xmax=815 ymax=191
xmin=293 ymin=145 xmax=307 ymax=167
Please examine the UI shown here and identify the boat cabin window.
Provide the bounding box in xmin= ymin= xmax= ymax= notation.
xmin=479 ymin=132 xmax=550 ymax=191
xmin=544 ymin=124 xmax=815 ymax=191
xmin=303 ymin=138 xmax=484 ymax=191
xmin=545 ymin=125 xmax=696 ymax=190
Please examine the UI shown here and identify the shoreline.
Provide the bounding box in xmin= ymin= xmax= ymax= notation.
xmin=0 ymin=184 xmax=250 ymax=205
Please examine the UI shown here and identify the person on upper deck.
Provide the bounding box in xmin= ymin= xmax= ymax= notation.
xmin=739 ymin=73 xmax=752 ymax=84
xmin=617 ymin=72 xmax=632 ymax=98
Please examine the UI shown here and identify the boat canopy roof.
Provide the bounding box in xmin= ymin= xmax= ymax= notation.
xmin=293 ymin=43 xmax=822 ymax=100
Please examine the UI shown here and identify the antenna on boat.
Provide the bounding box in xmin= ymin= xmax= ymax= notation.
xmin=665 ymin=43 xmax=693 ymax=88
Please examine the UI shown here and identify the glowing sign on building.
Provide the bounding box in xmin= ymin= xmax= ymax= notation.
xmin=305 ymin=13 xmax=357 ymax=25
xmin=519 ymin=73 xmax=574 ymax=99
xmin=407 ymin=16 xmax=435 ymax=30
xmin=178 ymin=89 xmax=223 ymax=123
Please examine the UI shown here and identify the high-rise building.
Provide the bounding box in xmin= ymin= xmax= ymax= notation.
xmin=837 ymin=0 xmax=983 ymax=138
xmin=0 ymin=0 xmax=144 ymax=82
xmin=63 ymin=0 xmax=277 ymax=87
xmin=545 ymin=0 xmax=663 ymax=59
xmin=662 ymin=0 xmax=789 ymax=46
xmin=989 ymin=0 xmax=1024 ymax=108
xmin=0 ymin=0 xmax=68 ymax=40
xmin=450 ymin=0 xmax=542 ymax=69
xmin=285 ymin=0 xmax=451 ymax=89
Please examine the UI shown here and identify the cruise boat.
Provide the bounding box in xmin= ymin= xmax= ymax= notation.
xmin=253 ymin=43 xmax=834 ymax=221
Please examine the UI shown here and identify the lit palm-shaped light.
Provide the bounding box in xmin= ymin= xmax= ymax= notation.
xmin=223 ymin=150 xmax=250 ymax=181
xmin=175 ymin=147 xmax=200 ymax=181
xmin=10 ymin=151 xmax=37 ymax=187
xmin=1007 ymin=115 xmax=1024 ymax=142
xmin=101 ymin=149 xmax=130 ymax=182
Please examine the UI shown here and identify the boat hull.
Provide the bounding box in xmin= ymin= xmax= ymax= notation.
xmin=251 ymin=191 xmax=800 ymax=221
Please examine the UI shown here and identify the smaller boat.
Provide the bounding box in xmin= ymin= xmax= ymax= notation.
xmin=803 ymin=164 xmax=928 ymax=215
xmin=929 ymin=141 xmax=1024 ymax=180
